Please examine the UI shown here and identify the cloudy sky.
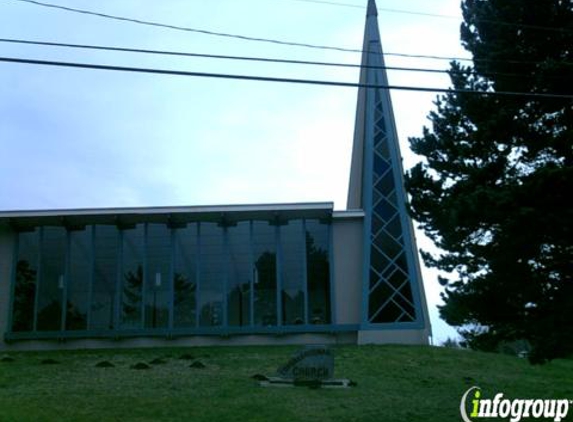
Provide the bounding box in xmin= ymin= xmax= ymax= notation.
xmin=0 ymin=0 xmax=472 ymax=343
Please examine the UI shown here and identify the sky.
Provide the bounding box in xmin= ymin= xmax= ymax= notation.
xmin=0 ymin=0 xmax=473 ymax=343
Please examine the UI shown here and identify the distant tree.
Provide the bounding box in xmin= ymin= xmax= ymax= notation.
xmin=12 ymin=260 xmax=36 ymax=331
xmin=306 ymin=232 xmax=330 ymax=324
xmin=65 ymin=301 xmax=87 ymax=330
xmin=174 ymin=272 xmax=196 ymax=309
xmin=172 ymin=272 xmax=196 ymax=324
xmin=122 ymin=265 xmax=143 ymax=321
xmin=254 ymin=251 xmax=277 ymax=325
xmin=441 ymin=337 xmax=463 ymax=349
xmin=36 ymin=300 xmax=61 ymax=331
xmin=228 ymin=282 xmax=250 ymax=326
xmin=405 ymin=0 xmax=573 ymax=363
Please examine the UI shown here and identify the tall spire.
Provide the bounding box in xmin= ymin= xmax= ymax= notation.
xmin=347 ymin=1 xmax=430 ymax=336
xmin=347 ymin=0 xmax=384 ymax=210
xmin=367 ymin=0 xmax=378 ymax=16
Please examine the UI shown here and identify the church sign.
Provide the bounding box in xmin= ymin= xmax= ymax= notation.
xmin=277 ymin=346 xmax=334 ymax=381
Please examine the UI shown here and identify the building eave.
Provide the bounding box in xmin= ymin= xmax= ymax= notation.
xmin=0 ymin=202 xmax=334 ymax=229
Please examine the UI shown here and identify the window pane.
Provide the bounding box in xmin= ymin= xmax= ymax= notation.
xmin=12 ymin=229 xmax=39 ymax=332
xmin=306 ymin=220 xmax=331 ymax=324
xmin=280 ymin=220 xmax=305 ymax=325
xmin=121 ymin=224 xmax=144 ymax=329
xmin=253 ymin=221 xmax=277 ymax=327
xmin=173 ymin=224 xmax=197 ymax=328
xmin=199 ymin=223 xmax=224 ymax=327
xmin=145 ymin=224 xmax=170 ymax=329
xmin=37 ymin=227 xmax=66 ymax=331
xmin=67 ymin=228 xmax=91 ymax=330
xmin=91 ymin=225 xmax=117 ymax=331
xmin=228 ymin=221 xmax=251 ymax=327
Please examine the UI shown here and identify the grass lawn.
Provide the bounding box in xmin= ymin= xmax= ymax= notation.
xmin=0 ymin=344 xmax=571 ymax=422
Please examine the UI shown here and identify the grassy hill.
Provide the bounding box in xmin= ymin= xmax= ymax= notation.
xmin=0 ymin=344 xmax=571 ymax=421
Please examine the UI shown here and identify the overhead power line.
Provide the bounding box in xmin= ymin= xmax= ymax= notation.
xmin=0 ymin=38 xmax=453 ymax=75
xmin=276 ymin=0 xmax=459 ymax=19
xmin=7 ymin=0 xmax=571 ymax=66
xmin=1 ymin=56 xmax=572 ymax=100
xmin=279 ymin=0 xmax=364 ymax=9
xmin=4 ymin=0 xmax=476 ymax=62
xmin=276 ymin=0 xmax=573 ymax=33
xmin=1 ymin=37 xmax=551 ymax=81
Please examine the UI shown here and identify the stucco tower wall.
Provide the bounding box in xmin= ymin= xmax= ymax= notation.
xmin=331 ymin=215 xmax=363 ymax=326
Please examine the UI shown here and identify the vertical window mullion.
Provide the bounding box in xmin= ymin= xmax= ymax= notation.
xmin=114 ymin=229 xmax=123 ymax=332
xmin=275 ymin=224 xmax=282 ymax=328
xmin=328 ymin=221 xmax=336 ymax=325
xmin=249 ymin=220 xmax=254 ymax=327
xmin=302 ymin=219 xmax=309 ymax=325
xmin=7 ymin=231 xmax=20 ymax=333
xmin=32 ymin=227 xmax=43 ymax=332
xmin=195 ymin=222 xmax=201 ymax=329
xmin=86 ymin=225 xmax=95 ymax=330
xmin=141 ymin=223 xmax=148 ymax=329
xmin=223 ymin=226 xmax=229 ymax=329
xmin=168 ymin=227 xmax=175 ymax=332
xmin=60 ymin=229 xmax=71 ymax=332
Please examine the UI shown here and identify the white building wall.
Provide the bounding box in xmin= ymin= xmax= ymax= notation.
xmin=331 ymin=215 xmax=363 ymax=326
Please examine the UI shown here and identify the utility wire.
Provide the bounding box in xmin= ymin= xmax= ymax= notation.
xmin=276 ymin=0 xmax=573 ymax=33
xmin=1 ymin=56 xmax=572 ymax=100
xmin=0 ymin=37 xmax=451 ymax=75
xmin=278 ymin=0 xmax=364 ymax=9
xmin=0 ymin=0 xmax=474 ymax=63
xmin=277 ymin=0 xmax=458 ymax=19
xmin=7 ymin=0 xmax=571 ymax=66
xmin=1 ymin=37 xmax=551 ymax=81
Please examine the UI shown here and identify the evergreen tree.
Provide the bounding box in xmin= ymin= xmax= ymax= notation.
xmin=406 ymin=0 xmax=572 ymax=363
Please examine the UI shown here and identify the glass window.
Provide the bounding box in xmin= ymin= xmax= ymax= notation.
xmin=306 ymin=220 xmax=331 ymax=324
xmin=91 ymin=225 xmax=118 ymax=331
xmin=121 ymin=224 xmax=144 ymax=329
xmin=253 ymin=221 xmax=277 ymax=327
xmin=173 ymin=224 xmax=198 ymax=328
xmin=280 ymin=220 xmax=305 ymax=325
xmin=198 ymin=223 xmax=224 ymax=327
xmin=145 ymin=224 xmax=171 ymax=329
xmin=66 ymin=228 xmax=91 ymax=330
xmin=227 ymin=221 xmax=251 ymax=327
xmin=37 ymin=227 xmax=66 ymax=331
xmin=12 ymin=229 xmax=40 ymax=332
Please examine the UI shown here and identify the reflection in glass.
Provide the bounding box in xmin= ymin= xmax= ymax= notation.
xmin=37 ymin=227 xmax=66 ymax=331
xmin=67 ymin=228 xmax=90 ymax=330
xmin=228 ymin=221 xmax=251 ymax=327
xmin=12 ymin=229 xmax=40 ymax=332
xmin=306 ymin=220 xmax=331 ymax=324
xmin=280 ymin=220 xmax=305 ymax=325
xmin=199 ymin=223 xmax=224 ymax=327
xmin=145 ymin=224 xmax=170 ymax=329
xmin=91 ymin=225 xmax=118 ymax=330
xmin=9 ymin=215 xmax=334 ymax=337
xmin=173 ymin=224 xmax=197 ymax=328
xmin=121 ymin=224 xmax=144 ymax=329
xmin=253 ymin=221 xmax=277 ymax=326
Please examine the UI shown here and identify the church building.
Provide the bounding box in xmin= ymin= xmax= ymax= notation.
xmin=0 ymin=0 xmax=431 ymax=350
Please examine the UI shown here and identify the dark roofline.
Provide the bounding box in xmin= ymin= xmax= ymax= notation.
xmin=0 ymin=202 xmax=334 ymax=230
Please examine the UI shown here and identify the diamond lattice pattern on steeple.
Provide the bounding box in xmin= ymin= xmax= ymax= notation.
xmin=367 ymin=89 xmax=416 ymax=323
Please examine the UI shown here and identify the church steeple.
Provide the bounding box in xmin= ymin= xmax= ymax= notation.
xmin=367 ymin=0 xmax=378 ymax=16
xmin=347 ymin=0 xmax=385 ymax=210
xmin=347 ymin=1 xmax=430 ymax=335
